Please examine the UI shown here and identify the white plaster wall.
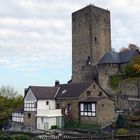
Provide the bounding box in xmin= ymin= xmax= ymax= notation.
xmin=37 ymin=100 xmax=55 ymax=110
xmin=48 ymin=117 xmax=56 ymax=129
xmin=37 ymin=117 xmax=56 ymax=130
xmin=37 ymin=109 xmax=62 ymax=117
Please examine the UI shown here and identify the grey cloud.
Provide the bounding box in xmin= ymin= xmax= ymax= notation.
xmin=0 ymin=0 xmax=139 ymax=72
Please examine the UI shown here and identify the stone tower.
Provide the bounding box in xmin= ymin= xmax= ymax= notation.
xmin=72 ymin=5 xmax=111 ymax=83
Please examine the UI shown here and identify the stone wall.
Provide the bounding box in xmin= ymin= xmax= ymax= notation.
xmin=79 ymin=83 xmax=115 ymax=125
xmin=116 ymin=78 xmax=140 ymax=110
xmin=24 ymin=111 xmax=36 ymax=130
xmin=72 ymin=5 xmax=111 ymax=83
xmin=98 ymin=64 xmax=119 ymax=92
xmin=56 ymin=98 xmax=79 ymax=120
xmin=80 ymin=98 xmax=115 ymax=126
xmin=57 ymin=83 xmax=115 ymax=126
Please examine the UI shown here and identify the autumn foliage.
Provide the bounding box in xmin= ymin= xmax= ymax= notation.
xmin=124 ymin=56 xmax=140 ymax=78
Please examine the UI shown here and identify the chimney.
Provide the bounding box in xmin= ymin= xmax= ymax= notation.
xmin=55 ymin=80 xmax=60 ymax=86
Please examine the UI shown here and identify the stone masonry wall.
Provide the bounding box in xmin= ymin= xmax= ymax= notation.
xmin=98 ymin=64 xmax=119 ymax=92
xmin=24 ymin=111 xmax=36 ymax=130
xmin=57 ymin=83 xmax=115 ymax=126
xmin=79 ymin=83 xmax=115 ymax=125
xmin=116 ymin=78 xmax=140 ymax=110
xmin=80 ymin=98 xmax=115 ymax=126
xmin=72 ymin=5 xmax=111 ymax=83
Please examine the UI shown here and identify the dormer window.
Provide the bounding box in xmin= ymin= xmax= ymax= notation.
xmin=46 ymin=101 xmax=49 ymax=105
xmin=62 ymin=90 xmax=67 ymax=94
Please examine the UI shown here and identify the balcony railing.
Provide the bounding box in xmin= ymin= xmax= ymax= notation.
xmin=37 ymin=109 xmax=62 ymax=117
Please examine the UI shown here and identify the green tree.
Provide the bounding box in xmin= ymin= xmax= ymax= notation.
xmin=124 ymin=56 xmax=140 ymax=78
xmin=0 ymin=86 xmax=23 ymax=128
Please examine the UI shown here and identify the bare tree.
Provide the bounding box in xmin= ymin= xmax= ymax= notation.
xmin=120 ymin=43 xmax=140 ymax=52
xmin=0 ymin=86 xmax=18 ymax=99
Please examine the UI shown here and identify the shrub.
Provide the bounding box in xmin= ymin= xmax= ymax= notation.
xmin=108 ymin=75 xmax=122 ymax=90
xmin=117 ymin=128 xmax=128 ymax=135
xmin=51 ymin=125 xmax=57 ymax=129
xmin=12 ymin=134 xmax=31 ymax=140
xmin=116 ymin=114 xmax=125 ymax=128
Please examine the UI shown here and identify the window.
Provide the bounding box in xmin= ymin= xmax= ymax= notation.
xmin=98 ymin=91 xmax=102 ymax=96
xmin=67 ymin=104 xmax=71 ymax=112
xmin=86 ymin=56 xmax=91 ymax=66
xmin=80 ymin=103 xmax=95 ymax=117
xmin=41 ymin=117 xmax=43 ymax=123
xmin=87 ymin=91 xmax=91 ymax=97
xmin=28 ymin=113 xmax=31 ymax=118
xmin=95 ymin=37 xmax=97 ymax=42
xmin=46 ymin=101 xmax=49 ymax=105
xmin=93 ymin=85 xmax=96 ymax=89
xmin=56 ymin=103 xmax=60 ymax=109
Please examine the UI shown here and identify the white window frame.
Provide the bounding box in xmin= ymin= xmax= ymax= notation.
xmin=80 ymin=103 xmax=96 ymax=117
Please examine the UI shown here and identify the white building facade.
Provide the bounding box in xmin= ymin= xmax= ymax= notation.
xmin=36 ymin=99 xmax=63 ymax=131
xmin=23 ymin=86 xmax=63 ymax=131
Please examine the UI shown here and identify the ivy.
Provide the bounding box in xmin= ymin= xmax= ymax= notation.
xmin=108 ymin=75 xmax=122 ymax=91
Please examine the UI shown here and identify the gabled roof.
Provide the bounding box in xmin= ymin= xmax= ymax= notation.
xmin=56 ymin=82 xmax=93 ymax=99
xmin=98 ymin=49 xmax=139 ymax=65
xmin=25 ymin=82 xmax=110 ymax=100
xmin=29 ymin=86 xmax=59 ymax=100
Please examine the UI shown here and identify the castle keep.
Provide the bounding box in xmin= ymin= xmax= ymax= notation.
xmin=72 ymin=5 xmax=111 ymax=82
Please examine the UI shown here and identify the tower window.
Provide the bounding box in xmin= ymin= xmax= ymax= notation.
xmin=94 ymin=37 xmax=97 ymax=42
xmin=86 ymin=56 xmax=91 ymax=66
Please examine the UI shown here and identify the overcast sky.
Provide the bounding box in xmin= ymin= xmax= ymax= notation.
xmin=0 ymin=0 xmax=140 ymax=94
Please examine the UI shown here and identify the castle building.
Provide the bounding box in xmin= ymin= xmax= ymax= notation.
xmin=72 ymin=5 xmax=111 ymax=83
xmin=11 ymin=4 xmax=140 ymax=132
xmin=98 ymin=50 xmax=140 ymax=92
